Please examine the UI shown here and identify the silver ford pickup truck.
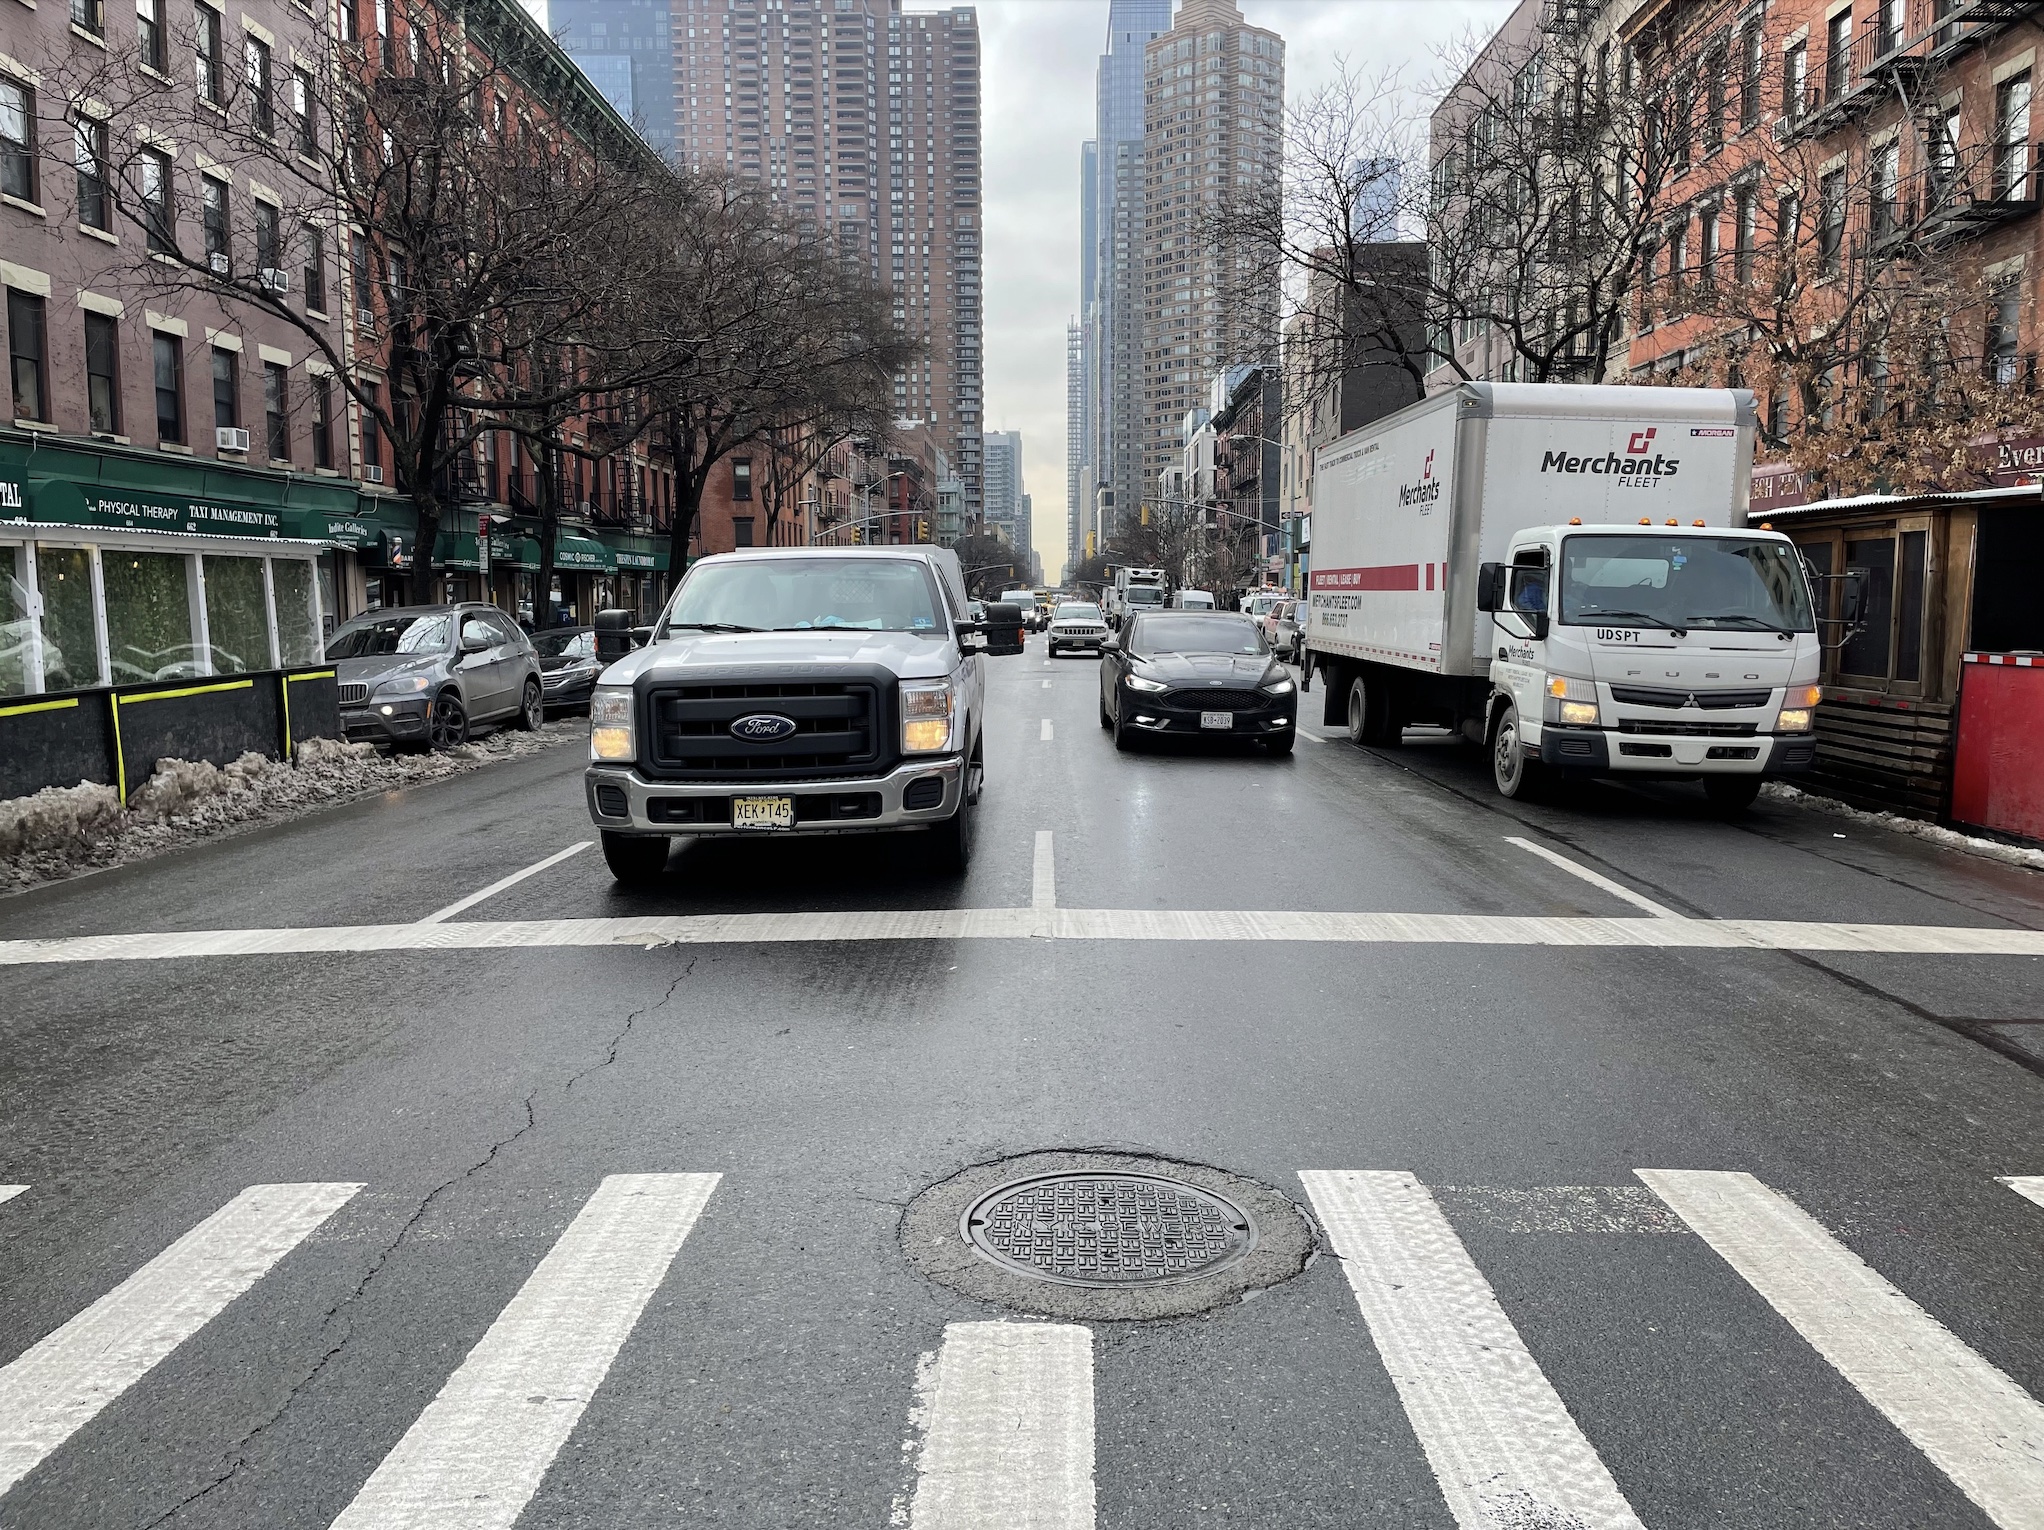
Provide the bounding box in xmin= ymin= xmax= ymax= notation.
xmin=584 ymin=545 xmax=1012 ymax=883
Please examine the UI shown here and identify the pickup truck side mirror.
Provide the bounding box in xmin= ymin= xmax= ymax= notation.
xmin=982 ymin=602 xmax=1026 ymax=656
xmin=1476 ymin=562 xmax=1504 ymax=613
xmin=594 ymin=608 xmax=640 ymax=661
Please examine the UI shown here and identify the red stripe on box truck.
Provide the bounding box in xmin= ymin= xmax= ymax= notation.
xmin=1313 ymin=565 xmax=1421 ymax=592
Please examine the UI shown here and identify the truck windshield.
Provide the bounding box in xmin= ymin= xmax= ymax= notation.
xmin=1558 ymin=536 xmax=1814 ymax=632
xmin=1126 ymin=587 xmax=1164 ymax=606
xmin=662 ymin=557 xmax=945 ymax=635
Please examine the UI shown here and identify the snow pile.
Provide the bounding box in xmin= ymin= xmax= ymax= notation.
xmin=1764 ymin=783 xmax=2044 ymax=872
xmin=0 ymin=718 xmax=586 ymax=892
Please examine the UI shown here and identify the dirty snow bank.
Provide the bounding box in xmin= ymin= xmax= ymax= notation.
xmin=1764 ymin=782 xmax=2044 ymax=872
xmin=1 ymin=719 xmax=586 ymax=893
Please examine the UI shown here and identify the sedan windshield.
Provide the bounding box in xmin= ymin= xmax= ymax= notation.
xmin=664 ymin=557 xmax=945 ymax=634
xmin=326 ymin=613 xmax=452 ymax=659
xmin=531 ymin=629 xmax=595 ymax=659
xmin=1136 ymin=615 xmax=1264 ymax=655
xmin=1558 ymin=536 xmax=1815 ymax=632
xmin=1055 ymin=603 xmax=1102 ymax=620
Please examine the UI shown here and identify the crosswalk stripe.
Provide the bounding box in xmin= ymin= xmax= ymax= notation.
xmin=1299 ymin=1170 xmax=1644 ymax=1530
xmin=2004 ymin=1177 xmax=2044 ymax=1213
xmin=906 ymin=1322 xmax=1093 ymax=1530
xmin=1639 ymin=1169 xmax=2044 ymax=1529
xmin=1041 ymin=718 xmax=1054 ymax=741
xmin=0 ymin=1186 xmax=25 ymax=1208
xmin=327 ymin=1172 xmax=718 ymax=1530
xmin=1033 ymin=831 xmax=1056 ymax=911
xmin=0 ymin=1181 xmax=361 ymax=1498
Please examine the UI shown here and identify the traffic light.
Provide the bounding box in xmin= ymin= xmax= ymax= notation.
xmin=1140 ymin=503 xmax=1150 ymax=526
xmin=917 ymin=517 xmax=929 ymax=542
xmin=850 ymin=525 xmax=863 ymax=544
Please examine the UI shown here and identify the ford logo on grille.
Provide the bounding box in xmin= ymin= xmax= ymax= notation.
xmin=730 ymin=713 xmax=798 ymax=742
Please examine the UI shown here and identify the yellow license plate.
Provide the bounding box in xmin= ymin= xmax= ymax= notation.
xmin=732 ymin=795 xmax=795 ymax=829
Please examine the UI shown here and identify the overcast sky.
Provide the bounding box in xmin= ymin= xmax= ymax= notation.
xmin=978 ymin=0 xmax=1515 ymax=579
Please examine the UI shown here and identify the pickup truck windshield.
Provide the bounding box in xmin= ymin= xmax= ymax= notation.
xmin=1559 ymin=536 xmax=1814 ymax=632
xmin=663 ymin=557 xmax=946 ymax=635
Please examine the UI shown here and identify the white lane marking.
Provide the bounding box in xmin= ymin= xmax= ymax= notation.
xmin=1295 ymin=729 xmax=1326 ymax=743
xmin=1505 ymin=836 xmax=1683 ymax=920
xmin=1042 ymin=679 xmax=1052 ymax=689
xmin=1033 ymin=831 xmax=1056 ymax=911
xmin=3 ymin=910 xmax=2041 ymax=964
xmin=329 ymin=1172 xmax=718 ymax=1530
xmin=1639 ymin=1169 xmax=2044 ymax=1529
xmin=907 ymin=1322 xmax=1094 ymax=1530
xmin=2003 ymin=1177 xmax=2044 ymax=1213
xmin=0 ymin=1186 xmax=25 ymax=1208
xmin=1040 ymin=718 xmax=1054 ymax=742
xmin=0 ymin=1182 xmax=361 ymax=1497
xmin=418 ymin=842 xmax=592 ymax=925
xmin=1300 ymin=1170 xmax=1643 ymax=1530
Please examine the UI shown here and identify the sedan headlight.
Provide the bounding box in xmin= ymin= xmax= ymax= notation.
xmin=589 ymin=685 xmax=636 ymax=761
xmin=1124 ymin=672 xmax=1168 ymax=693
xmin=1261 ymin=676 xmax=1296 ymax=695
xmin=371 ymin=674 xmax=432 ymax=699
xmin=900 ymin=678 xmax=957 ymax=753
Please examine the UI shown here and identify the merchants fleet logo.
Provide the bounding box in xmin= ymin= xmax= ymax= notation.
xmin=1398 ymin=449 xmax=1443 ymax=510
xmin=730 ymin=713 xmax=799 ymax=743
xmin=1539 ymin=427 xmax=1681 ymax=486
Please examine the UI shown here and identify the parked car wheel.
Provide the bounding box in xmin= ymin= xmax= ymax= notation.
xmin=427 ymin=690 xmax=469 ymax=750
xmin=516 ymin=679 xmax=543 ymax=731
xmin=602 ymin=830 xmax=670 ymax=884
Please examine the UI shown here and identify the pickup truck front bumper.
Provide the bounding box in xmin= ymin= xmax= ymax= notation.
xmin=585 ymin=754 xmax=966 ymax=837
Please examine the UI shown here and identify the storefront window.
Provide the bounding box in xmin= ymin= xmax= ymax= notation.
xmin=1 ymin=545 xmax=29 ymax=697
xmin=1840 ymin=537 xmax=1895 ymax=680
xmin=204 ymin=555 xmax=272 ymax=672
xmin=103 ymin=550 xmax=198 ymax=682
xmin=35 ymin=544 xmax=100 ymax=691
xmin=270 ymin=557 xmax=323 ymax=664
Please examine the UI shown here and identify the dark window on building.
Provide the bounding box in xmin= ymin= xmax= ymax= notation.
xmin=195 ymin=4 xmax=224 ymax=104
xmin=1840 ymin=536 xmax=1894 ymax=678
xmin=85 ymin=311 xmax=120 ymax=434
xmin=138 ymin=0 xmax=166 ymax=71
xmin=0 ymin=77 xmax=36 ymax=203
xmin=362 ymin=382 xmax=383 ymax=474
xmin=203 ymin=177 xmax=230 ymax=274
xmin=732 ymin=516 xmax=755 ymax=547
xmin=293 ymin=68 xmax=317 ymax=155
xmin=154 ymin=332 xmax=184 ymax=442
xmin=212 ymin=345 xmax=239 ymax=429
xmin=311 ymin=373 xmax=333 ymax=467
xmin=1782 ymin=40 xmax=1807 ymax=117
xmin=303 ymin=224 xmax=326 ymax=312
xmin=1995 ymin=72 xmax=2032 ymax=200
xmin=1824 ymin=10 xmax=1851 ymax=101
xmin=7 ymin=290 xmax=48 ymax=422
xmin=1738 ymin=24 xmax=1761 ymax=128
xmin=1972 ymin=506 xmax=2044 ymax=652
xmin=1733 ymin=185 xmax=1756 ymax=282
xmin=141 ymin=148 xmax=174 ymax=252
xmin=264 ymin=361 xmax=288 ymax=460
xmin=245 ymin=36 xmax=273 ymax=136
xmin=1817 ymin=171 xmax=1846 ymax=273
xmin=731 ymin=457 xmax=753 ymax=499
xmin=72 ymin=0 xmax=103 ymax=38
xmin=1895 ymin=528 xmax=1927 ymax=682
xmin=352 ymin=233 xmax=374 ymax=329
xmin=1766 ymin=385 xmax=1789 ymax=443
xmin=1988 ymin=286 xmax=2024 ymax=385
xmin=255 ymin=200 xmax=280 ymax=278
xmin=74 ymin=116 xmax=110 ymax=230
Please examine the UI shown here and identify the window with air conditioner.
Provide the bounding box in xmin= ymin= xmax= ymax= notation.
xmin=203 ymin=178 xmax=231 ymax=275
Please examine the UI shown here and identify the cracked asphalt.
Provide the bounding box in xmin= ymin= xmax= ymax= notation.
xmin=3 ymin=636 xmax=2044 ymax=1529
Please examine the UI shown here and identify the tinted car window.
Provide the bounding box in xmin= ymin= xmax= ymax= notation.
xmin=1135 ymin=615 xmax=1264 ymax=655
xmin=481 ymin=612 xmax=523 ymax=646
xmin=326 ymin=613 xmax=452 ymax=659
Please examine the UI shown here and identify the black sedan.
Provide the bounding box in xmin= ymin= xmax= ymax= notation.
xmin=532 ymin=626 xmax=604 ymax=713
xmin=1097 ymin=610 xmax=1297 ymax=755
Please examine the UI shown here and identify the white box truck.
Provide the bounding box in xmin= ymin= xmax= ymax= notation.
xmin=1105 ymin=566 xmax=1166 ymax=629
xmin=1301 ymin=382 xmax=1824 ymax=808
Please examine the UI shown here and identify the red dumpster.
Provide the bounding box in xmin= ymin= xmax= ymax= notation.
xmin=1951 ymin=653 xmax=2044 ymax=843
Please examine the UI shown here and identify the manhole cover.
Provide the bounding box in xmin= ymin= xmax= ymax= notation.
xmin=961 ymin=1172 xmax=1256 ymax=1288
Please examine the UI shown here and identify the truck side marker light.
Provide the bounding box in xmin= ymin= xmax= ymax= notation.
xmin=1568 ymin=517 xmax=1582 ymax=525
xmin=1693 ymin=520 xmax=1706 ymax=527
xmin=1639 ymin=518 xmax=1652 ymax=525
xmin=1666 ymin=518 xmax=1679 ymax=526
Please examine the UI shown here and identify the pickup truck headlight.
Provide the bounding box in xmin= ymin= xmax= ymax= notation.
xmin=901 ymin=678 xmax=957 ymax=753
xmin=1124 ymin=672 xmax=1168 ymax=693
xmin=1544 ymin=676 xmax=1599 ymax=727
xmin=589 ymin=686 xmax=636 ymax=761
xmin=1778 ymin=684 xmax=1820 ymax=733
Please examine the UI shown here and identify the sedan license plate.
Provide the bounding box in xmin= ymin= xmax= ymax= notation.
xmin=732 ymin=795 xmax=795 ymax=830
xmin=1200 ymin=711 xmax=1234 ymax=730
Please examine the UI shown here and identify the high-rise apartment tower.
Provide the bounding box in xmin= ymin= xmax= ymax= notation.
xmin=1140 ymin=0 xmax=1283 ymax=499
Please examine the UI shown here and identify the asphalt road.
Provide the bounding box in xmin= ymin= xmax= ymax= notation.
xmin=4 ymin=634 xmax=2044 ymax=1530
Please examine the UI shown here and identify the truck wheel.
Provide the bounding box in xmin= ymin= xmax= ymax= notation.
xmin=931 ymin=775 xmax=975 ymax=871
xmin=1491 ymin=702 xmax=1543 ymax=799
xmin=1704 ymin=775 xmax=1764 ymax=812
xmin=1346 ymin=674 xmax=1392 ymax=746
xmin=601 ymin=831 xmax=669 ymax=884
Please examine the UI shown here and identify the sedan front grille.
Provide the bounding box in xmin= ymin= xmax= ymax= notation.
xmin=648 ymin=682 xmax=882 ymax=778
xmin=1161 ymin=688 xmax=1266 ymax=711
xmin=338 ymin=682 xmax=369 ymax=706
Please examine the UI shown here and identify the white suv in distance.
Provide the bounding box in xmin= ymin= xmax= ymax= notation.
xmin=1046 ymin=601 xmax=1111 ymax=658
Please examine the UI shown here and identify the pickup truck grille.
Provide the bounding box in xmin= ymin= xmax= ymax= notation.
xmin=647 ymin=682 xmax=883 ymax=778
xmin=1609 ymin=684 xmax=1772 ymax=710
xmin=338 ymin=682 xmax=369 ymax=707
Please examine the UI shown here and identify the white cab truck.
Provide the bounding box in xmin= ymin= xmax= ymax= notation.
xmin=1105 ymin=566 xmax=1166 ymax=628
xmin=1301 ymin=382 xmax=1823 ymax=808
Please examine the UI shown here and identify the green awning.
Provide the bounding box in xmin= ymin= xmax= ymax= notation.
xmin=555 ymin=534 xmax=615 ymax=572
xmin=433 ymin=532 xmax=484 ymax=571
xmin=25 ymin=477 xmax=286 ymax=536
xmin=287 ymin=507 xmax=383 ymax=548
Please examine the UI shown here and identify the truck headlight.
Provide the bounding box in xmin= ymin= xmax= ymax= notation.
xmin=1778 ymin=684 xmax=1820 ymax=734
xmin=589 ymin=686 xmax=636 ymax=761
xmin=900 ymin=678 xmax=956 ymax=753
xmin=1545 ymin=676 xmax=1599 ymax=727
xmin=1778 ymin=709 xmax=1813 ymax=733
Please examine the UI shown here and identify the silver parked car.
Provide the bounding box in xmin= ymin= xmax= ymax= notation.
xmin=328 ymin=603 xmax=544 ymax=749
